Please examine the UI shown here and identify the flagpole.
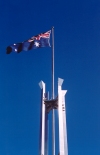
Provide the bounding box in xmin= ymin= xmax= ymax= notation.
xmin=52 ymin=26 xmax=55 ymax=155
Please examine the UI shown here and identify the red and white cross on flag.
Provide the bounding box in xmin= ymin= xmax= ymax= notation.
xmin=31 ymin=30 xmax=51 ymax=40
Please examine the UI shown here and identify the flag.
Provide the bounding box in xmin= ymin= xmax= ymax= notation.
xmin=6 ymin=30 xmax=51 ymax=54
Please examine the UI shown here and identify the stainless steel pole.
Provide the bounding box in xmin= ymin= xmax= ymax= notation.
xmin=52 ymin=27 xmax=55 ymax=155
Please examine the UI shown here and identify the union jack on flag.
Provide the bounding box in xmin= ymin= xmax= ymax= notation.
xmin=30 ymin=30 xmax=51 ymax=41
xmin=6 ymin=30 xmax=51 ymax=54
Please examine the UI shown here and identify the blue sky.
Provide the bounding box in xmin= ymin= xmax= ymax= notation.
xmin=0 ymin=0 xmax=100 ymax=155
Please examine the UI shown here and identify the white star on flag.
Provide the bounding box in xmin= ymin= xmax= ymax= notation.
xmin=34 ymin=42 xmax=40 ymax=47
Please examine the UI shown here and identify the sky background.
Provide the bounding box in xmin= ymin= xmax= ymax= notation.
xmin=0 ymin=0 xmax=100 ymax=155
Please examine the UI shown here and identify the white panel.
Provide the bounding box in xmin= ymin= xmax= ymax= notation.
xmin=62 ymin=91 xmax=68 ymax=155
xmin=58 ymin=78 xmax=64 ymax=155
xmin=58 ymin=78 xmax=68 ymax=155
xmin=39 ymin=81 xmax=46 ymax=155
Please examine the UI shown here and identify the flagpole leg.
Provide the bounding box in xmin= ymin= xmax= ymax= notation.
xmin=52 ymin=26 xmax=55 ymax=155
xmin=52 ymin=109 xmax=55 ymax=155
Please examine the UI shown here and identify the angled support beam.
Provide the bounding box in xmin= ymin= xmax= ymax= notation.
xmin=39 ymin=81 xmax=46 ymax=155
xmin=58 ymin=78 xmax=68 ymax=155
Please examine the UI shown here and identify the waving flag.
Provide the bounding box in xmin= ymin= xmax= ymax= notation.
xmin=6 ymin=30 xmax=51 ymax=54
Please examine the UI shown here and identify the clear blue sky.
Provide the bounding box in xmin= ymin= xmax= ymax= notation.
xmin=0 ymin=0 xmax=100 ymax=155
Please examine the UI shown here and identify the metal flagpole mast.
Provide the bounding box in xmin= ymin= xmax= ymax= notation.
xmin=52 ymin=26 xmax=55 ymax=155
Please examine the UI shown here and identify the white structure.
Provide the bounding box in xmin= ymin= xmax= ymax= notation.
xmin=58 ymin=78 xmax=68 ymax=155
xmin=39 ymin=78 xmax=68 ymax=155
xmin=39 ymin=81 xmax=46 ymax=155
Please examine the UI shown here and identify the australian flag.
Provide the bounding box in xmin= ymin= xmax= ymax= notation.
xmin=6 ymin=30 xmax=51 ymax=54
